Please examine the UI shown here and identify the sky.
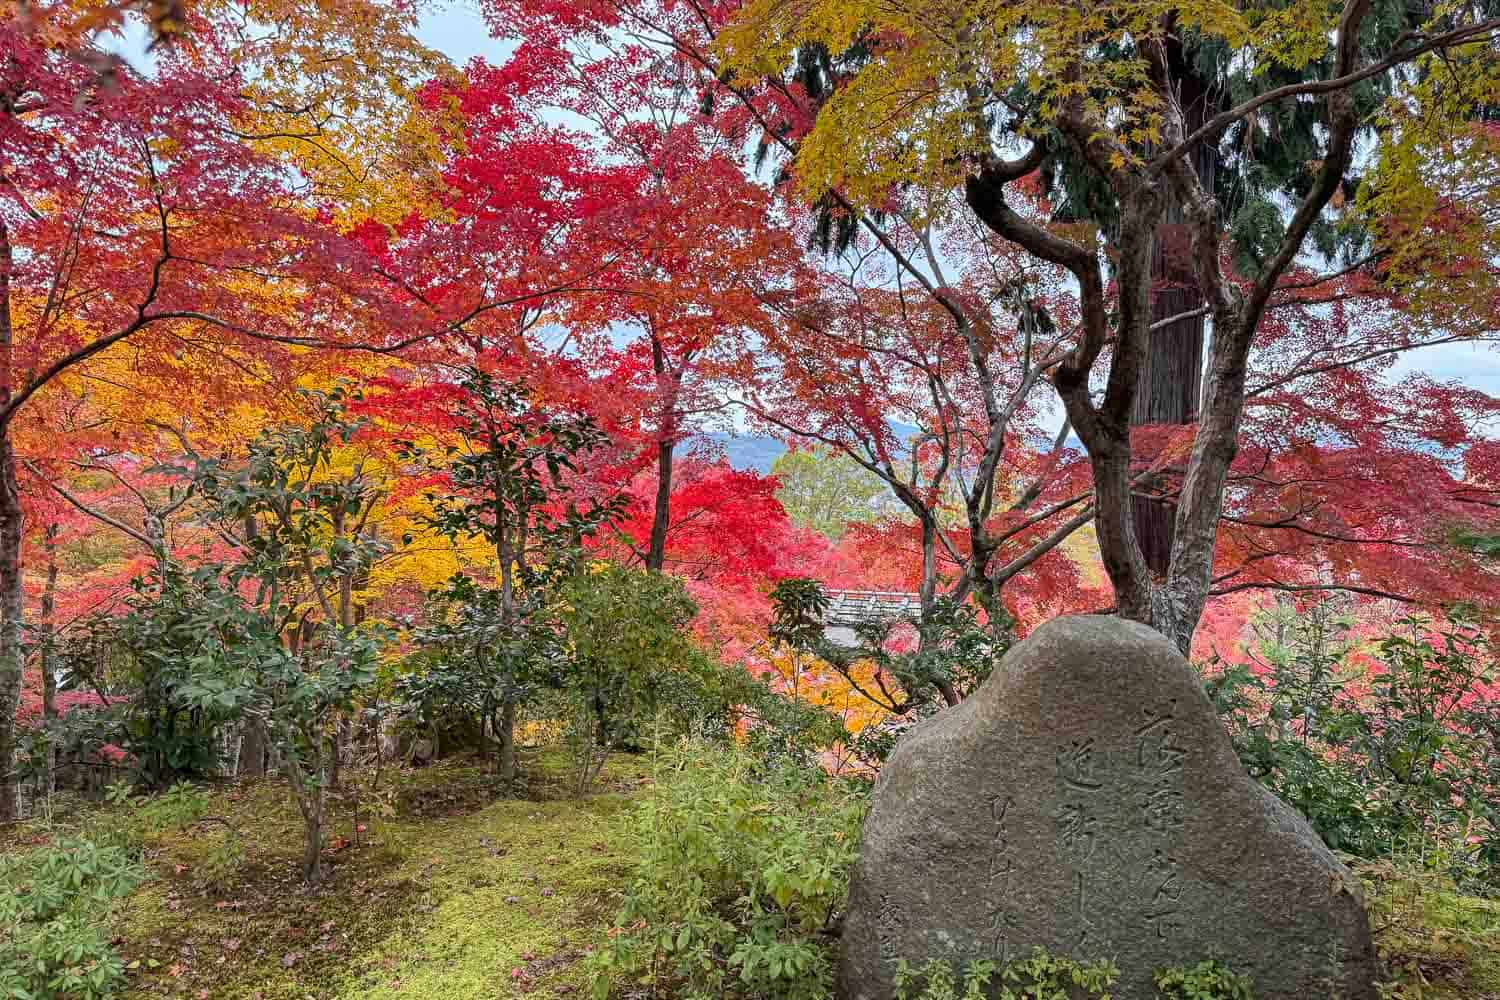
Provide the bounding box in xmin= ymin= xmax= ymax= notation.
xmin=415 ymin=0 xmax=496 ymax=65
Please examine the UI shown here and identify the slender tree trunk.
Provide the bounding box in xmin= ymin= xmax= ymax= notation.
xmin=39 ymin=525 xmax=57 ymax=798
xmin=327 ymin=732 xmax=342 ymax=792
xmin=647 ymin=437 xmax=673 ymax=571
xmin=0 ymin=220 xmax=21 ymax=822
xmin=646 ymin=334 xmax=684 ymax=572
xmin=490 ymin=463 xmax=523 ymax=784
xmin=0 ymin=446 xmax=22 ymax=822
xmin=301 ymin=791 xmax=324 ymax=885
xmin=328 ymin=506 xmax=356 ymax=791
xmin=497 ymin=699 xmax=517 ymax=782
xmin=287 ymin=739 xmax=325 ymax=885
xmin=917 ymin=517 xmax=960 ymax=707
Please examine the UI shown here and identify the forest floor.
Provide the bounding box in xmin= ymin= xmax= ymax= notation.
xmin=5 ymin=750 xmax=1499 ymax=1000
xmin=11 ymin=750 xmax=649 ymax=1000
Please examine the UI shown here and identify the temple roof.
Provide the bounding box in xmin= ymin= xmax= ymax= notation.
xmin=822 ymin=589 xmax=922 ymax=647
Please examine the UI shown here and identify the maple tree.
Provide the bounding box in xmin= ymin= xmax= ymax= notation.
xmin=710 ymin=0 xmax=1500 ymax=653
xmin=496 ymin=0 xmax=1500 ymax=653
xmin=743 ymin=218 xmax=1101 ymax=641
xmin=0 ymin=5 xmax=337 ymax=818
xmin=0 ymin=0 xmax=654 ymax=817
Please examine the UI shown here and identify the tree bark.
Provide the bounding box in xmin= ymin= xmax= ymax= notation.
xmin=39 ymin=525 xmax=58 ymax=797
xmin=916 ymin=515 xmax=960 ymax=707
xmin=0 ymin=219 xmax=21 ymax=822
xmin=0 ymin=446 xmax=21 ymax=821
xmin=286 ymin=741 xmax=325 ymax=885
xmin=497 ymin=699 xmax=517 ymax=782
xmin=240 ymin=720 xmax=266 ymax=777
xmin=646 ymin=332 xmax=688 ymax=573
xmin=1145 ymin=1 xmax=1371 ymax=650
xmin=1132 ymin=52 xmax=1214 ymax=575
xmin=647 ymin=437 xmax=673 ymax=571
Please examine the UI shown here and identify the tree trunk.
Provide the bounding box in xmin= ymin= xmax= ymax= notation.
xmin=647 ymin=436 xmax=673 ymax=571
xmin=0 ymin=437 xmax=23 ymax=822
xmin=301 ymin=796 xmax=324 ymax=885
xmin=328 ymin=730 xmax=343 ymax=792
xmin=0 ymin=219 xmax=20 ymax=822
xmin=287 ymin=745 xmax=325 ymax=885
xmin=1131 ymin=55 xmax=1213 ymax=575
xmin=497 ymin=699 xmax=517 ymax=782
xmin=646 ymin=333 xmax=686 ymax=573
xmin=240 ymin=720 xmax=266 ymax=777
xmin=917 ymin=517 xmax=960 ymax=707
xmin=39 ymin=525 xmax=58 ymax=798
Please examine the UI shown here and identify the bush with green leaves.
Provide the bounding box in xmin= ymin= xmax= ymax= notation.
xmin=559 ymin=565 xmax=740 ymax=792
xmin=0 ymin=839 xmax=147 ymax=1000
xmin=1206 ymin=601 xmax=1499 ymax=888
xmin=892 ymin=952 xmax=1252 ymax=1000
xmin=149 ymin=391 xmax=393 ymax=884
xmin=93 ymin=585 xmax=240 ymax=789
xmin=397 ymin=365 xmax=624 ymax=781
xmin=14 ymin=602 xmax=233 ymax=795
xmin=729 ymin=667 xmax=850 ymax=769
xmin=399 ymin=572 xmax=566 ymax=771
xmin=589 ymin=739 xmax=867 ymax=1000
xmin=1153 ymin=960 xmax=1254 ymax=999
xmin=895 ymin=950 xmax=1119 ymax=1000
xmin=102 ymin=558 xmax=380 ymax=885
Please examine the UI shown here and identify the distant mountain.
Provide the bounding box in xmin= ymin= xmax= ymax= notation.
xmin=702 ymin=432 xmax=786 ymax=474
xmin=700 ymin=422 xmax=934 ymax=475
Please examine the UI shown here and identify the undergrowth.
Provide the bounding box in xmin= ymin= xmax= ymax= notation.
xmin=3 ymin=749 xmax=1498 ymax=1000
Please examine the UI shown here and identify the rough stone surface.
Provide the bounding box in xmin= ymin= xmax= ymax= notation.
xmin=839 ymin=615 xmax=1377 ymax=1000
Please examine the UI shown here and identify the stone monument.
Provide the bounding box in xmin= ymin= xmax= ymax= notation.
xmin=839 ymin=615 xmax=1377 ymax=999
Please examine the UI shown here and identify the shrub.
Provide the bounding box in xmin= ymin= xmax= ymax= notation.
xmin=893 ymin=952 xmax=1254 ymax=1000
xmin=1207 ymin=603 xmax=1498 ymax=887
xmin=769 ymin=582 xmax=1003 ymax=744
xmin=894 ymin=951 xmax=1119 ymax=1000
xmin=589 ymin=738 xmax=867 ymax=999
xmin=1154 ymin=960 xmax=1254 ymax=999
xmin=559 ymin=565 xmax=730 ymax=793
xmin=0 ymin=839 xmax=147 ymax=1000
xmin=729 ymin=667 xmax=850 ymax=769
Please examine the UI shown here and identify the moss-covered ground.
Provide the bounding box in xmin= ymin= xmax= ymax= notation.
xmin=7 ymin=750 xmax=649 ymax=1000
xmin=4 ymin=751 xmax=1497 ymax=1000
xmin=1357 ymin=859 xmax=1500 ymax=1000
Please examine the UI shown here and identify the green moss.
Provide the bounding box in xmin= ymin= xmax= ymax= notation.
xmin=1358 ymin=860 xmax=1500 ymax=999
xmin=54 ymin=750 xmax=651 ymax=1000
xmin=336 ymin=794 xmax=635 ymax=999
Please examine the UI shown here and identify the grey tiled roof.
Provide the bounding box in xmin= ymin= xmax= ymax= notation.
xmin=823 ymin=589 xmax=922 ymax=627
